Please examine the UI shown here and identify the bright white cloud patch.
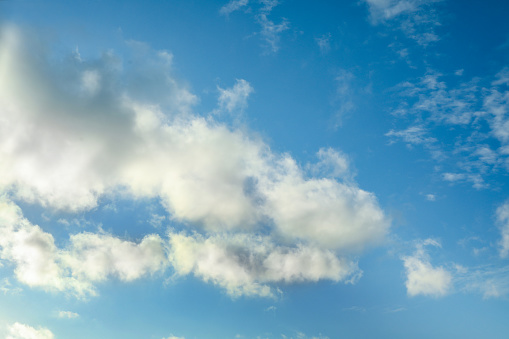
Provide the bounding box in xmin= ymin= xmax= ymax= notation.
xmin=7 ymin=323 xmax=54 ymax=339
xmin=168 ymin=232 xmax=361 ymax=298
xmin=0 ymin=197 xmax=166 ymax=297
xmin=403 ymin=239 xmax=452 ymax=297
xmin=0 ymin=25 xmax=389 ymax=297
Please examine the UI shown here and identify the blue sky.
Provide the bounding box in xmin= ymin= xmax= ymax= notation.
xmin=0 ymin=0 xmax=509 ymax=338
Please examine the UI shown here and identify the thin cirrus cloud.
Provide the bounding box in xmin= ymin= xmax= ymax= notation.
xmin=216 ymin=79 xmax=254 ymax=115
xmin=0 ymin=25 xmax=389 ymax=297
xmin=363 ymin=0 xmax=442 ymax=46
xmin=386 ymin=68 xmax=509 ymax=189
xmin=220 ymin=0 xmax=289 ymax=53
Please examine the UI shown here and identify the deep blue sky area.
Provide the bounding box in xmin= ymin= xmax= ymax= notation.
xmin=0 ymin=1 xmax=509 ymax=338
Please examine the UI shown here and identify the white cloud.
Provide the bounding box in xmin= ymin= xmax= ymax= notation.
xmin=216 ymin=79 xmax=254 ymax=115
xmin=57 ymin=311 xmax=79 ymax=319
xmin=496 ymin=200 xmax=509 ymax=258
xmin=163 ymin=336 xmax=185 ymax=339
xmin=402 ymin=239 xmax=452 ymax=297
xmin=0 ymin=197 xmax=167 ymax=297
xmin=7 ymin=323 xmax=54 ymax=339
xmin=168 ymin=232 xmax=361 ymax=297
xmin=219 ymin=0 xmax=249 ymax=16
xmin=0 ymin=25 xmax=390 ymax=297
xmin=0 ymin=25 xmax=388 ymax=246
xmin=309 ymin=148 xmax=350 ymax=179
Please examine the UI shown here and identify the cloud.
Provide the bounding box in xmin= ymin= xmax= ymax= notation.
xmin=219 ymin=0 xmax=249 ymax=16
xmin=6 ymin=323 xmax=54 ymax=339
xmin=0 ymin=197 xmax=167 ymax=297
xmin=168 ymin=232 xmax=361 ymax=298
xmin=220 ymin=0 xmax=289 ymax=53
xmin=363 ymin=0 xmax=442 ymax=46
xmin=0 ymin=25 xmax=389 ymax=297
xmin=216 ymin=79 xmax=254 ymax=115
xmin=57 ymin=311 xmax=79 ymax=319
xmin=402 ymin=239 xmax=452 ymax=297
xmin=256 ymin=1 xmax=289 ymax=53
xmin=496 ymin=200 xmax=509 ymax=258
xmin=387 ymin=68 xmax=509 ymax=188
xmin=163 ymin=336 xmax=185 ymax=339
xmin=386 ymin=125 xmax=437 ymax=146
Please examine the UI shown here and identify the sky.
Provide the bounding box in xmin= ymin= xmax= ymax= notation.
xmin=0 ymin=0 xmax=508 ymax=338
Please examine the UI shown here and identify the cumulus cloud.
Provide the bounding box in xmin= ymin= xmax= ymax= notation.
xmin=402 ymin=239 xmax=452 ymax=297
xmin=7 ymin=323 xmax=54 ymax=339
xmin=168 ymin=232 xmax=361 ymax=298
xmin=0 ymin=25 xmax=389 ymax=297
xmin=0 ymin=197 xmax=167 ymax=297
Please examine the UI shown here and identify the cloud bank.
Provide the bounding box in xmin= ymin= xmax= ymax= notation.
xmin=0 ymin=25 xmax=389 ymax=297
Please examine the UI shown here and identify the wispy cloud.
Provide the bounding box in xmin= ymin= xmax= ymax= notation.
xmin=57 ymin=311 xmax=79 ymax=319
xmin=219 ymin=0 xmax=249 ymax=16
xmin=220 ymin=0 xmax=289 ymax=53
xmin=216 ymin=79 xmax=254 ymax=115
xmin=363 ymin=0 xmax=443 ymax=46
xmin=387 ymin=68 xmax=509 ymax=188
xmin=496 ymin=200 xmax=509 ymax=258
xmin=315 ymin=33 xmax=332 ymax=54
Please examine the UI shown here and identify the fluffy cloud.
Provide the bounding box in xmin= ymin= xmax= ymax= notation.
xmin=168 ymin=232 xmax=361 ymax=297
xmin=0 ymin=25 xmax=389 ymax=297
xmin=6 ymin=323 xmax=54 ymax=339
xmin=0 ymin=197 xmax=166 ymax=297
xmin=402 ymin=239 xmax=452 ymax=297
